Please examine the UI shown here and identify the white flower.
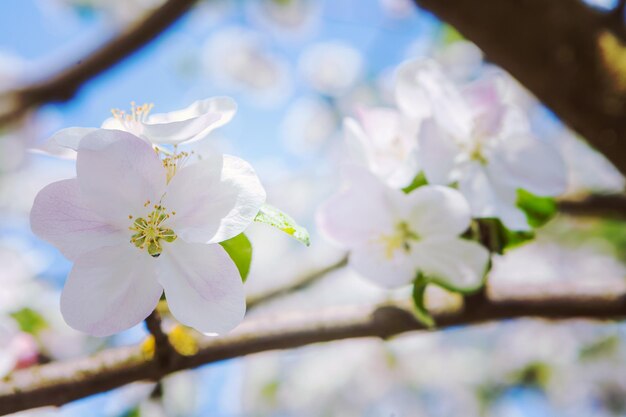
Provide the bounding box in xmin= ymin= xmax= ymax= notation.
xmin=396 ymin=59 xmax=567 ymax=230
xmin=203 ymin=27 xmax=293 ymax=106
xmin=47 ymin=96 xmax=236 ymax=153
xmin=344 ymin=107 xmax=420 ymax=188
xmin=298 ymin=41 xmax=363 ymax=97
xmin=317 ymin=166 xmax=489 ymax=291
xmin=281 ymin=96 xmax=338 ymax=156
xmin=30 ymin=129 xmax=266 ymax=336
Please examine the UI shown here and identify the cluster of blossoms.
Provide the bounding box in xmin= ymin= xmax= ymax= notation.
xmin=31 ymin=97 xmax=271 ymax=336
xmin=318 ymin=58 xmax=568 ymax=309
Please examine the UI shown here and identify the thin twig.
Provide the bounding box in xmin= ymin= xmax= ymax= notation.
xmin=558 ymin=194 xmax=626 ymax=220
xmin=247 ymin=255 xmax=349 ymax=309
xmin=0 ymin=290 xmax=625 ymax=415
xmin=0 ymin=0 xmax=198 ymax=127
xmin=144 ymin=310 xmax=177 ymax=370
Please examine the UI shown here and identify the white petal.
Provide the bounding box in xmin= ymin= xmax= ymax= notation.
xmin=350 ymin=240 xmax=417 ymax=288
xmin=61 ymin=245 xmax=162 ymax=337
xmin=461 ymin=78 xmax=505 ymax=137
xmin=158 ymin=240 xmax=245 ymax=334
xmin=143 ymin=97 xmax=237 ymax=145
xmin=436 ymin=40 xmax=483 ymax=81
xmin=405 ymin=185 xmax=472 ymax=237
xmin=163 ymin=153 xmax=266 ymax=244
xmin=489 ymin=134 xmax=567 ymax=196
xmin=30 ymin=179 xmax=126 ymax=260
xmin=48 ymin=127 xmax=97 ymax=151
xmin=396 ymin=59 xmax=473 ymax=139
xmin=316 ymin=165 xmax=395 ymax=247
xmin=459 ymin=164 xmax=530 ymax=230
xmin=76 ymin=130 xmax=166 ymax=227
xmin=418 ymin=119 xmax=459 ymax=185
xmin=414 ymin=237 xmax=489 ymax=291
xmin=101 ymin=117 xmax=125 ymax=130
xmin=343 ymin=117 xmax=370 ymax=167
xmin=395 ymin=59 xmax=433 ymax=119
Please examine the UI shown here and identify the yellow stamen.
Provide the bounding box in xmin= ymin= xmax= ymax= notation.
xmin=129 ymin=204 xmax=177 ymax=257
xmin=379 ymin=222 xmax=419 ymax=259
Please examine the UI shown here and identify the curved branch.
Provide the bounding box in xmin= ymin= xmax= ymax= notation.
xmin=559 ymin=194 xmax=626 ymax=219
xmin=413 ymin=0 xmax=626 ymax=175
xmin=0 ymin=0 xmax=197 ymax=127
xmin=1 ymin=290 xmax=625 ymax=415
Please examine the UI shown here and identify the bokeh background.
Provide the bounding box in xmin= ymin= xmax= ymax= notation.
xmin=2 ymin=0 xmax=626 ymax=416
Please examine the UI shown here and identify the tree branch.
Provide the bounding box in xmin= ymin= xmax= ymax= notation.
xmin=413 ymin=0 xmax=626 ymax=175
xmin=558 ymin=194 xmax=626 ymax=219
xmin=1 ymin=290 xmax=625 ymax=415
xmin=0 ymin=0 xmax=198 ymax=127
xmin=144 ymin=310 xmax=177 ymax=369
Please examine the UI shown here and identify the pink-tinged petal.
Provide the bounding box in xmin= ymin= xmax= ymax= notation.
xmin=30 ymin=179 xmax=126 ymax=260
xmin=350 ymin=240 xmax=417 ymax=288
xmin=459 ymin=163 xmax=530 ymax=230
xmin=157 ymin=239 xmax=245 ymax=334
xmin=461 ymin=78 xmax=506 ymax=137
xmin=163 ymin=153 xmax=265 ymax=244
xmin=489 ymin=134 xmax=567 ymax=197
xmin=143 ymin=97 xmax=237 ymax=145
xmin=414 ymin=237 xmax=489 ymax=292
xmin=316 ymin=165 xmax=395 ymax=248
xmin=418 ymin=119 xmax=459 ymax=185
xmin=404 ymin=185 xmax=472 ymax=238
xmin=60 ymin=245 xmax=162 ymax=337
xmin=76 ymin=130 xmax=166 ymax=228
xmin=345 ymin=110 xmax=420 ymax=188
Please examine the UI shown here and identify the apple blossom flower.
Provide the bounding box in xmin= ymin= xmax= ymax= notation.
xmin=281 ymin=96 xmax=338 ymax=156
xmin=203 ymin=27 xmax=293 ymax=106
xmin=344 ymin=106 xmax=420 ymax=188
xmin=317 ymin=166 xmax=489 ymax=290
xmin=30 ymin=129 xmax=266 ymax=336
xmin=298 ymin=41 xmax=363 ymax=97
xmin=47 ymin=96 xmax=237 ymax=154
xmin=396 ymin=59 xmax=567 ymax=230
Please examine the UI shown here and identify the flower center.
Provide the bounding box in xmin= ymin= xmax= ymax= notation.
xmin=380 ymin=222 xmax=419 ymax=259
xmin=162 ymin=148 xmax=192 ymax=183
xmin=129 ymin=202 xmax=177 ymax=257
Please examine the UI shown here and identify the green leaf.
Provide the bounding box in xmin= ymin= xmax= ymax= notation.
xmin=517 ymin=189 xmax=557 ymax=228
xmin=118 ymin=407 xmax=140 ymax=417
xmin=254 ymin=203 xmax=310 ymax=246
xmin=10 ymin=307 xmax=48 ymax=335
xmin=441 ymin=24 xmax=465 ymax=45
xmin=220 ymin=234 xmax=252 ymax=282
xmin=509 ymin=361 xmax=551 ymax=389
xmin=579 ymin=335 xmax=620 ymax=360
xmin=402 ymin=172 xmax=428 ymax=194
xmin=478 ymin=218 xmax=535 ymax=252
xmin=411 ymin=277 xmax=435 ymax=328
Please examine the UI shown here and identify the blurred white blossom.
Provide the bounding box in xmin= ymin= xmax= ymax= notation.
xmin=298 ymin=41 xmax=364 ymax=97
xmin=203 ymin=27 xmax=293 ymax=106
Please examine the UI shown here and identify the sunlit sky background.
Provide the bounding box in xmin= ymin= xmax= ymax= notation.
xmin=2 ymin=1 xmax=626 ymax=416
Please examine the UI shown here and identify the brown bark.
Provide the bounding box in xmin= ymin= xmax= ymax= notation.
xmin=1 ymin=292 xmax=625 ymax=415
xmin=414 ymin=0 xmax=626 ymax=174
